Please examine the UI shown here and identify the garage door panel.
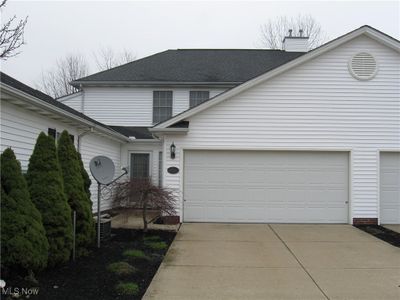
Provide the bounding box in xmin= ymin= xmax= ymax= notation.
xmin=184 ymin=151 xmax=349 ymax=223
xmin=380 ymin=152 xmax=400 ymax=224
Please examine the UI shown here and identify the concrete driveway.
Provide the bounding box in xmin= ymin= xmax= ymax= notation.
xmin=144 ymin=224 xmax=400 ymax=300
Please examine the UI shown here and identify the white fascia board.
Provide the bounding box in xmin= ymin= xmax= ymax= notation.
xmin=363 ymin=28 xmax=400 ymax=52
xmin=154 ymin=26 xmax=400 ymax=129
xmin=1 ymin=83 xmax=130 ymax=143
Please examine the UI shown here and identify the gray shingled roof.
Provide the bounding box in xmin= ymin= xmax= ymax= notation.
xmin=72 ymin=49 xmax=304 ymax=86
xmin=0 ymin=72 xmax=126 ymax=138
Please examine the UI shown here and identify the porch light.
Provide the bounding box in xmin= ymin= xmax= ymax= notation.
xmin=170 ymin=142 xmax=176 ymax=159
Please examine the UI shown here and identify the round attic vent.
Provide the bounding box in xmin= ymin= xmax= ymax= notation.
xmin=349 ymin=52 xmax=377 ymax=80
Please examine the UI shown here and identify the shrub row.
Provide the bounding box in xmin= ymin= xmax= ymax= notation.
xmin=1 ymin=130 xmax=94 ymax=275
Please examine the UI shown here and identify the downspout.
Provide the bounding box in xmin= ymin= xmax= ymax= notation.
xmin=80 ymin=84 xmax=85 ymax=113
xmin=77 ymin=127 xmax=93 ymax=153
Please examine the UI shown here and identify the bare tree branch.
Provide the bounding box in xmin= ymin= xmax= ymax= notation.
xmin=0 ymin=0 xmax=28 ymax=60
xmin=37 ymin=47 xmax=135 ymax=98
xmin=38 ymin=54 xmax=89 ymax=98
xmin=93 ymin=46 xmax=135 ymax=71
xmin=259 ymin=15 xmax=327 ymax=50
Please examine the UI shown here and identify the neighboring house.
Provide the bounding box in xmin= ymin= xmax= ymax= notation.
xmin=0 ymin=72 xmax=130 ymax=211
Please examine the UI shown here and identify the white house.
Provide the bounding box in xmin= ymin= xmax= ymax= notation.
xmin=0 ymin=72 xmax=130 ymax=211
xmin=10 ymin=25 xmax=400 ymax=225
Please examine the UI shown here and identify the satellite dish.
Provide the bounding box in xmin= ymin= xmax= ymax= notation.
xmin=89 ymin=156 xmax=115 ymax=185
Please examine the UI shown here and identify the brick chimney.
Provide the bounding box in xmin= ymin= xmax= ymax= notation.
xmin=283 ymin=29 xmax=309 ymax=52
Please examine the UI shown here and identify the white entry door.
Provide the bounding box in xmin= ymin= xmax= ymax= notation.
xmin=183 ymin=151 xmax=349 ymax=223
xmin=380 ymin=152 xmax=400 ymax=224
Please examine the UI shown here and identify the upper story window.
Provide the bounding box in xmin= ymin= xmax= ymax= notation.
xmin=153 ymin=91 xmax=173 ymax=124
xmin=190 ymin=91 xmax=210 ymax=108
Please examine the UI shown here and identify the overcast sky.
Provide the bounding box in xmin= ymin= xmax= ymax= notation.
xmin=1 ymin=0 xmax=399 ymax=87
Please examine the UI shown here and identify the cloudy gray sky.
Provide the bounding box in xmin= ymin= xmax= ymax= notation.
xmin=1 ymin=0 xmax=399 ymax=87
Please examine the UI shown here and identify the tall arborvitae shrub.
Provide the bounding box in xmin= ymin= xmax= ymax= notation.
xmin=1 ymin=148 xmax=49 ymax=275
xmin=26 ymin=133 xmax=73 ymax=266
xmin=77 ymin=152 xmax=92 ymax=201
xmin=57 ymin=131 xmax=95 ymax=256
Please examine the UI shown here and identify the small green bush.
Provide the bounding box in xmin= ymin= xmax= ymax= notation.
xmin=26 ymin=132 xmax=73 ymax=267
xmin=115 ymin=282 xmax=139 ymax=296
xmin=1 ymin=148 xmax=49 ymax=274
xmin=143 ymin=235 xmax=160 ymax=241
xmin=58 ymin=130 xmax=95 ymax=256
xmin=123 ymin=249 xmax=149 ymax=260
xmin=107 ymin=262 xmax=136 ymax=276
xmin=144 ymin=241 xmax=167 ymax=250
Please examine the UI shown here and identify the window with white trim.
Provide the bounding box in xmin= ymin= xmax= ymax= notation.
xmin=153 ymin=91 xmax=173 ymax=124
xmin=189 ymin=91 xmax=210 ymax=108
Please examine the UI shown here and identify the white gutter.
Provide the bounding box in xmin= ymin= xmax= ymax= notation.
xmin=1 ymin=83 xmax=130 ymax=143
xmin=71 ymin=81 xmax=239 ymax=88
xmin=148 ymin=127 xmax=188 ymax=134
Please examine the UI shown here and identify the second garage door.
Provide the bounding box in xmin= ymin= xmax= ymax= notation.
xmin=380 ymin=152 xmax=400 ymax=224
xmin=183 ymin=151 xmax=349 ymax=223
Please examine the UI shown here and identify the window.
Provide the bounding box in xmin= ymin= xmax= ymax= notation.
xmin=48 ymin=128 xmax=74 ymax=144
xmin=153 ymin=91 xmax=173 ymax=124
xmin=48 ymin=128 xmax=57 ymax=139
xmin=190 ymin=91 xmax=210 ymax=108
xmin=130 ymin=153 xmax=150 ymax=179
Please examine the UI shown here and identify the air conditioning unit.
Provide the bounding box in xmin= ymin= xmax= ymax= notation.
xmin=94 ymin=215 xmax=112 ymax=241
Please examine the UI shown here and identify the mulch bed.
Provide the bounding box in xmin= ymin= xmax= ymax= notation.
xmin=355 ymin=225 xmax=400 ymax=247
xmin=3 ymin=228 xmax=176 ymax=300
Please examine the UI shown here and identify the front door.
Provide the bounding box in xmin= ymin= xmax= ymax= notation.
xmin=130 ymin=153 xmax=150 ymax=179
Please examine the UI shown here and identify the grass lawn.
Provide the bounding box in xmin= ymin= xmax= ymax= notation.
xmin=5 ymin=228 xmax=176 ymax=300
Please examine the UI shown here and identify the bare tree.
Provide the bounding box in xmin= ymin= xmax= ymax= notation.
xmin=38 ymin=48 xmax=135 ymax=98
xmin=93 ymin=46 xmax=135 ymax=71
xmin=39 ymin=54 xmax=89 ymax=98
xmin=0 ymin=0 xmax=28 ymax=60
xmin=259 ymin=15 xmax=327 ymax=50
xmin=113 ymin=178 xmax=176 ymax=232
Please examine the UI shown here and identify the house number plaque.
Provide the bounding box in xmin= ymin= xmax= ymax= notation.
xmin=167 ymin=167 xmax=179 ymax=174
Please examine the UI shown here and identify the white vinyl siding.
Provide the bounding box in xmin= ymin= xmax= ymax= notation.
xmin=1 ymin=100 xmax=123 ymax=212
xmin=64 ymin=87 xmax=227 ymax=126
xmin=1 ymin=100 xmax=78 ymax=170
xmin=163 ymin=35 xmax=400 ymax=221
xmin=380 ymin=152 xmax=400 ymax=224
xmin=57 ymin=92 xmax=83 ymax=111
xmin=79 ymin=134 xmax=122 ymax=212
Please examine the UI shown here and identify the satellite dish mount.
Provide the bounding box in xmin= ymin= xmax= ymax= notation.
xmin=90 ymin=156 xmax=128 ymax=248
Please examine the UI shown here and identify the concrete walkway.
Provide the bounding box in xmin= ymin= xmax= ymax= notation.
xmin=143 ymin=223 xmax=400 ymax=300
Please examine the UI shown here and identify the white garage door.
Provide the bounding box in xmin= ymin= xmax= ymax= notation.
xmin=380 ymin=152 xmax=400 ymax=224
xmin=183 ymin=151 xmax=349 ymax=223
